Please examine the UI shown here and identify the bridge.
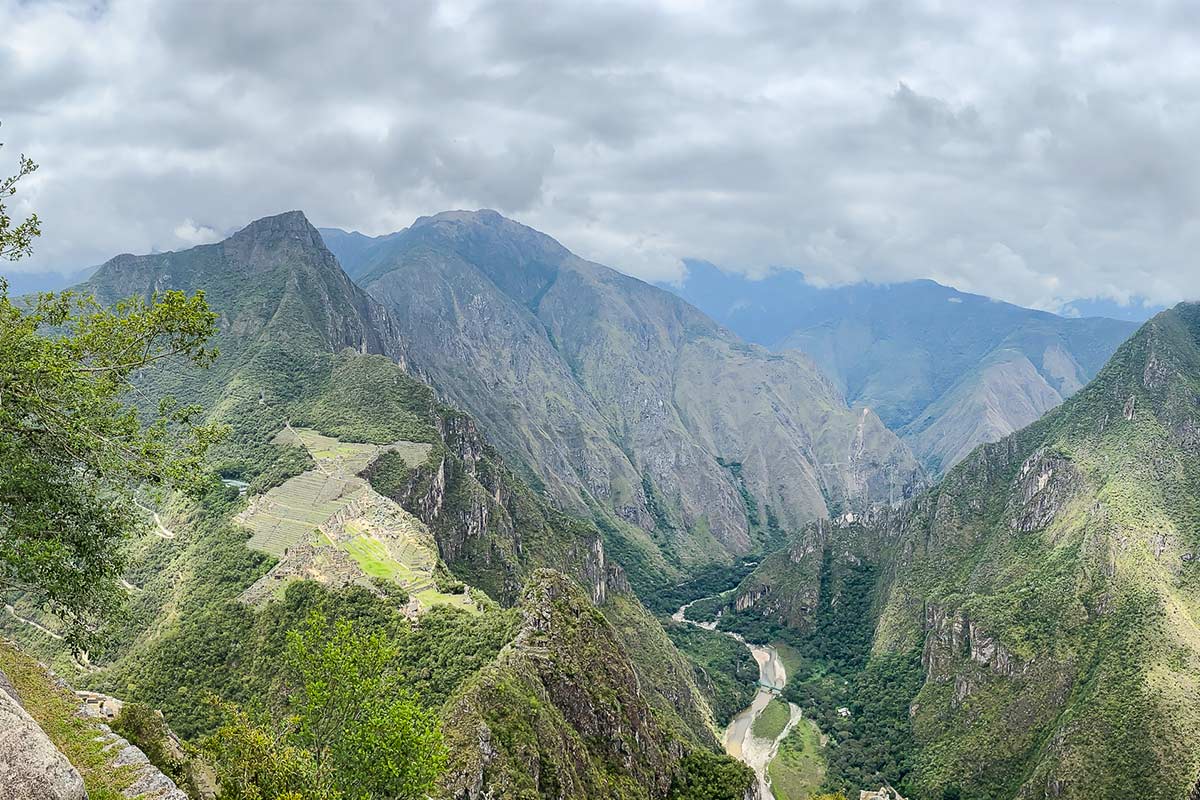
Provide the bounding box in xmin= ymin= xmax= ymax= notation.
xmin=757 ymin=681 xmax=783 ymax=695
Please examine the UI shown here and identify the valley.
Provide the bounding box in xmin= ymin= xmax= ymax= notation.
xmin=673 ymin=596 xmax=811 ymax=800
xmin=3 ymin=7 xmax=1196 ymax=798
xmin=1 ymin=206 xmax=1194 ymax=800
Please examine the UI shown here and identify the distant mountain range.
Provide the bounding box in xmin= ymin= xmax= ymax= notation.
xmin=0 ymin=265 xmax=97 ymax=295
xmin=11 ymin=207 xmax=1195 ymax=800
xmin=666 ymin=261 xmax=1140 ymax=474
xmin=321 ymin=213 xmax=925 ymax=590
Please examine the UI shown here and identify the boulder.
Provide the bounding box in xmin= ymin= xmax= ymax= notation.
xmin=0 ymin=675 xmax=87 ymax=800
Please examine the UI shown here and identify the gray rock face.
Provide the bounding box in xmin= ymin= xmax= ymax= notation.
xmin=91 ymin=721 xmax=188 ymax=800
xmin=0 ymin=675 xmax=87 ymax=800
xmin=921 ymin=604 xmax=1022 ymax=689
xmin=1009 ymin=448 xmax=1082 ymax=533
xmin=332 ymin=211 xmax=926 ymax=583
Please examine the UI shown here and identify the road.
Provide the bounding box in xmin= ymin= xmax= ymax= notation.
xmin=133 ymin=499 xmax=175 ymax=539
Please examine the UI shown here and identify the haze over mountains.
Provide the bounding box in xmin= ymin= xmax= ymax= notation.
xmin=668 ymin=262 xmax=1139 ymax=473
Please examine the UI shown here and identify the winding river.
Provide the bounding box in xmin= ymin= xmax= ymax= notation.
xmin=673 ymin=599 xmax=803 ymax=800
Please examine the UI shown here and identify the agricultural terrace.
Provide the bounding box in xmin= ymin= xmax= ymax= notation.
xmin=236 ymin=427 xmax=470 ymax=612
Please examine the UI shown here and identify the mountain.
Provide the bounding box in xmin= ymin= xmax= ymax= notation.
xmin=323 ymin=212 xmax=925 ymax=590
xmin=2 ymin=211 xmax=747 ymax=799
xmin=441 ymin=570 xmax=734 ymax=799
xmin=666 ymin=262 xmax=1139 ymax=474
xmin=716 ymin=303 xmax=1200 ymax=798
xmin=1 ymin=264 xmax=98 ymax=296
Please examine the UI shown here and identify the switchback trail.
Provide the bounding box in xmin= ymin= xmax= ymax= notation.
xmin=133 ymin=499 xmax=175 ymax=539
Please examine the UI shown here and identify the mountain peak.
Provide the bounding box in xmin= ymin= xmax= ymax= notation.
xmin=229 ymin=210 xmax=320 ymax=244
xmin=412 ymin=208 xmax=506 ymax=228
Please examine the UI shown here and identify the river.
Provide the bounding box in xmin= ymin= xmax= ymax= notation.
xmin=674 ymin=599 xmax=803 ymax=800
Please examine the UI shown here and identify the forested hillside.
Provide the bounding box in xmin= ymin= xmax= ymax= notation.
xmin=2 ymin=211 xmax=751 ymax=800
xmin=709 ymin=304 xmax=1200 ymax=798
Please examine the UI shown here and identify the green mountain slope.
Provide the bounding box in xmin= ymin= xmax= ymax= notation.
xmin=667 ymin=263 xmax=1138 ymax=475
xmin=3 ymin=211 xmax=741 ymax=799
xmin=441 ymin=570 xmax=735 ymax=800
xmin=324 ymin=212 xmax=925 ymax=589
xmin=720 ymin=304 xmax=1200 ymax=798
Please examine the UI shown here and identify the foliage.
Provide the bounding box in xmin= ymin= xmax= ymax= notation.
xmin=789 ymin=651 xmax=924 ymax=794
xmin=768 ymin=719 xmax=828 ymax=800
xmin=0 ymin=221 xmax=220 ymax=649
xmin=202 ymin=701 xmax=318 ymax=800
xmin=643 ymin=557 xmax=760 ymax=616
xmin=111 ymin=702 xmax=201 ymax=796
xmin=664 ymin=621 xmax=757 ymax=726
xmin=205 ymin=611 xmax=446 ymax=800
xmin=669 ymin=749 xmax=755 ymax=800
xmin=0 ymin=134 xmax=40 ymax=261
xmin=752 ymin=697 xmax=791 ymax=740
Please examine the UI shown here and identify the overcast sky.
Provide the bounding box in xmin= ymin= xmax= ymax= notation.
xmin=2 ymin=0 xmax=1199 ymax=312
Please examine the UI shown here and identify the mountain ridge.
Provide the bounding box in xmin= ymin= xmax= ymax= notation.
xmin=21 ymin=210 xmax=741 ymax=799
xmin=324 ymin=212 xmax=926 ymax=590
xmin=716 ymin=302 xmax=1200 ymax=798
xmin=666 ymin=260 xmax=1140 ymax=474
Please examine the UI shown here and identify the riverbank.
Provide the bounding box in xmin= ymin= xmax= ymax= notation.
xmin=674 ymin=600 xmax=807 ymax=800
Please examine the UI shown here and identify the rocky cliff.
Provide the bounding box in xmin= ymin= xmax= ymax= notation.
xmin=0 ymin=639 xmax=188 ymax=800
xmin=439 ymin=570 xmax=750 ymax=800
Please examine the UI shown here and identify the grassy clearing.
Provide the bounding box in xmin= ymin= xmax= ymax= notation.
xmin=341 ymin=535 xmax=424 ymax=585
xmin=773 ymin=640 xmax=806 ymax=680
xmin=769 ymin=717 xmax=827 ymax=800
xmin=0 ymin=641 xmax=135 ymax=800
xmin=753 ymin=697 xmax=792 ymax=740
xmin=240 ymin=428 xmax=433 ymax=556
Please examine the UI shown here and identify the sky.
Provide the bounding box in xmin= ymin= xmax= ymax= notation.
xmin=2 ymin=0 xmax=1198 ymax=314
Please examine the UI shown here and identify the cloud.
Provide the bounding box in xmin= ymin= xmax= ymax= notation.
xmin=172 ymin=219 xmax=221 ymax=246
xmin=2 ymin=0 xmax=1199 ymax=312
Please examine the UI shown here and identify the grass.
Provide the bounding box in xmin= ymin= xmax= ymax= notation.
xmin=752 ymin=697 xmax=792 ymax=740
xmin=341 ymin=535 xmax=421 ymax=583
xmin=241 ymin=428 xmax=433 ymax=556
xmin=240 ymin=427 xmax=476 ymax=614
xmin=773 ymin=640 xmax=806 ymax=681
xmin=0 ymin=641 xmax=135 ymax=800
xmin=769 ymin=717 xmax=827 ymax=800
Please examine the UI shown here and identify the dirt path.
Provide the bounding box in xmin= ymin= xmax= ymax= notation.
xmin=133 ymin=500 xmax=175 ymax=539
xmin=4 ymin=604 xmax=62 ymax=640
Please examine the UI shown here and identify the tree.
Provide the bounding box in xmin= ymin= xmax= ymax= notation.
xmin=205 ymin=612 xmax=446 ymax=800
xmin=0 ymin=131 xmax=40 ymax=261
xmin=669 ymin=749 xmax=756 ymax=800
xmin=202 ymin=701 xmax=320 ymax=800
xmin=0 ymin=133 xmax=222 ymax=649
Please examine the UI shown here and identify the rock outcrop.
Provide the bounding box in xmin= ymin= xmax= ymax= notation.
xmin=439 ymin=570 xmax=736 ymax=800
xmin=0 ymin=671 xmax=86 ymax=800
